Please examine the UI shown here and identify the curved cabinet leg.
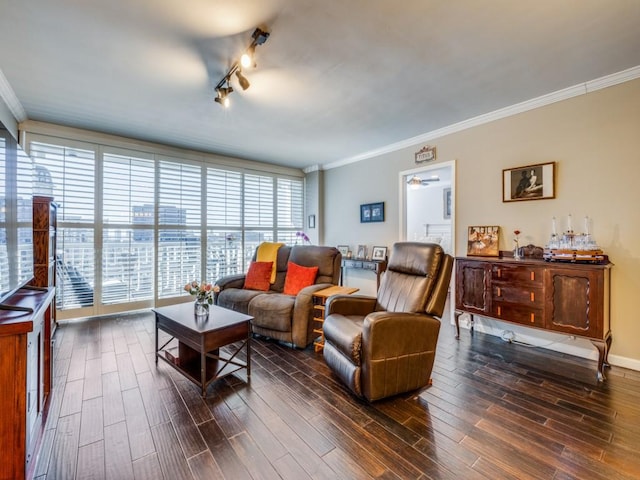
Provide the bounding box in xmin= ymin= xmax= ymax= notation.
xmin=591 ymin=330 xmax=612 ymax=382
xmin=453 ymin=312 xmax=474 ymax=339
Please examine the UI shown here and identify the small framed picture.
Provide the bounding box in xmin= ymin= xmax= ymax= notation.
xmin=443 ymin=187 xmax=452 ymax=220
xmin=360 ymin=204 xmax=371 ymax=223
xmin=356 ymin=244 xmax=367 ymax=259
xmin=337 ymin=245 xmax=349 ymax=256
xmin=503 ymin=162 xmax=555 ymax=202
xmin=372 ymin=246 xmax=387 ymax=261
xmin=370 ymin=202 xmax=385 ymax=222
xmin=467 ymin=226 xmax=500 ymax=257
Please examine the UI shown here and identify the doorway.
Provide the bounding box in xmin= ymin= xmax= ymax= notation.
xmin=399 ymin=160 xmax=455 ymax=255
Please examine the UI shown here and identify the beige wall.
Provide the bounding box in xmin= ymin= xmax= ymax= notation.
xmin=323 ymin=77 xmax=640 ymax=368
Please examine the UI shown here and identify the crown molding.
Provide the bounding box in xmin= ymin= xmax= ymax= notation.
xmin=323 ymin=65 xmax=640 ymax=171
xmin=0 ymin=68 xmax=27 ymax=122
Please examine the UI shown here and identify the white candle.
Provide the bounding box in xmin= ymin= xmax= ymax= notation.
xmin=584 ymin=216 xmax=589 ymax=235
xmin=567 ymin=214 xmax=572 ymax=232
xmin=552 ymin=216 xmax=557 ymax=235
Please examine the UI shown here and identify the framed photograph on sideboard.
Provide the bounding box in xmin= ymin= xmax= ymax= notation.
xmin=372 ymin=246 xmax=387 ymax=261
xmin=467 ymin=225 xmax=500 ymax=257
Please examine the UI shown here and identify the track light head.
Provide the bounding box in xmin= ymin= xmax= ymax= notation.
xmin=235 ymin=70 xmax=250 ymax=90
xmin=215 ymin=84 xmax=233 ymax=107
xmin=240 ymin=45 xmax=256 ymax=69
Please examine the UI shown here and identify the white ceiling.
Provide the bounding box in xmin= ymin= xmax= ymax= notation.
xmin=1 ymin=0 xmax=639 ymax=170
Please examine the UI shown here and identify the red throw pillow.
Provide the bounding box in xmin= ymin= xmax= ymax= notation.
xmin=243 ymin=261 xmax=273 ymax=291
xmin=283 ymin=262 xmax=319 ymax=295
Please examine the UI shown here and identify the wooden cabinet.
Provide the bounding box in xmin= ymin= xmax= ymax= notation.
xmin=312 ymin=286 xmax=359 ymax=352
xmin=455 ymin=256 xmax=612 ymax=381
xmin=0 ymin=287 xmax=55 ymax=480
xmin=32 ymin=196 xmax=57 ymax=333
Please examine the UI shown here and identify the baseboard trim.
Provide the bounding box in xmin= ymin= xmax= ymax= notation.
xmin=452 ymin=315 xmax=640 ymax=372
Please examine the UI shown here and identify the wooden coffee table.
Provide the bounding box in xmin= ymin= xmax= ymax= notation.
xmin=153 ymin=303 xmax=253 ymax=398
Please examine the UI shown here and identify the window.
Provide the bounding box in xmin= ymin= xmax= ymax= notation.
xmin=102 ymin=152 xmax=155 ymax=305
xmin=30 ymin=141 xmax=95 ymax=310
xmin=157 ymin=159 xmax=202 ymax=298
xmin=26 ymin=133 xmax=304 ymax=318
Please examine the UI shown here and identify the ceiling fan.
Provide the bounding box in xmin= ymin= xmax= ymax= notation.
xmin=407 ymin=175 xmax=440 ymax=188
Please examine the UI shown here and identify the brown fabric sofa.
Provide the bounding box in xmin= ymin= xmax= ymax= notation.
xmin=214 ymin=245 xmax=341 ymax=348
xmin=322 ymin=242 xmax=453 ymax=401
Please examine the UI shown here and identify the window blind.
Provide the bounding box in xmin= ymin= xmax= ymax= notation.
xmin=30 ymin=142 xmax=95 ymax=309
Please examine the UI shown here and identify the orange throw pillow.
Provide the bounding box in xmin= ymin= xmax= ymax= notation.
xmin=283 ymin=262 xmax=319 ymax=295
xmin=243 ymin=261 xmax=273 ymax=291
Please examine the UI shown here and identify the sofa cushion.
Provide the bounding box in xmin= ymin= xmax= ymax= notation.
xmin=243 ymin=261 xmax=273 ymax=291
xmin=283 ymin=262 xmax=318 ymax=295
xmin=289 ymin=245 xmax=340 ymax=285
xmin=256 ymin=242 xmax=284 ymax=283
xmin=249 ymin=294 xmax=295 ymax=332
xmin=217 ymin=288 xmax=266 ymax=314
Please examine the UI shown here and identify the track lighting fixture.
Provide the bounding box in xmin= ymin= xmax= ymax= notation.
xmin=214 ymin=27 xmax=270 ymax=107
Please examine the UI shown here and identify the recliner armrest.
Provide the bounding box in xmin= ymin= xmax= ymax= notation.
xmin=362 ymin=312 xmax=441 ymax=358
xmin=326 ymin=295 xmax=377 ymax=317
xmin=215 ymin=273 xmax=246 ymax=290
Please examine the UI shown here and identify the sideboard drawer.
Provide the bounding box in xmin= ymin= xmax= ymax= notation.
xmin=492 ymin=264 xmax=544 ymax=285
xmin=343 ymin=260 xmax=362 ymax=268
xmin=492 ymin=284 xmax=544 ymax=307
xmin=492 ymin=302 xmax=544 ymax=328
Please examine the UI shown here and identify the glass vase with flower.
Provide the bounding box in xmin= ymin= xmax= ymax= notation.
xmin=513 ymin=229 xmax=522 ymax=260
xmin=184 ymin=281 xmax=220 ymax=319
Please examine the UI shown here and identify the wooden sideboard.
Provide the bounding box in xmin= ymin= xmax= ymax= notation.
xmin=340 ymin=258 xmax=387 ymax=290
xmin=0 ymin=287 xmax=55 ymax=480
xmin=454 ymin=256 xmax=612 ymax=381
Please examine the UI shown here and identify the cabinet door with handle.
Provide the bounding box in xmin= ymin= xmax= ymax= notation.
xmin=455 ymin=260 xmax=491 ymax=315
xmin=544 ymin=266 xmax=609 ymax=339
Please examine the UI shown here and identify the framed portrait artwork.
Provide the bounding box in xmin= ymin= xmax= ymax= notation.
xmin=371 ymin=246 xmax=387 ymax=261
xmin=503 ymin=161 xmax=555 ymax=202
xmin=356 ymin=244 xmax=367 ymax=259
xmin=337 ymin=245 xmax=349 ymax=256
xmin=467 ymin=226 xmax=500 ymax=257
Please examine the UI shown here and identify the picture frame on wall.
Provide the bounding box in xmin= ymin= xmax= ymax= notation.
xmin=372 ymin=246 xmax=387 ymax=261
xmin=360 ymin=204 xmax=371 ymax=223
xmin=503 ymin=161 xmax=555 ymax=202
xmin=467 ymin=225 xmax=500 ymax=257
xmin=443 ymin=187 xmax=451 ymax=219
xmin=370 ymin=202 xmax=385 ymax=222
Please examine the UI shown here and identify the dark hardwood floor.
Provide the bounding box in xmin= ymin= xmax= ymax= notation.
xmin=33 ymin=308 xmax=640 ymax=479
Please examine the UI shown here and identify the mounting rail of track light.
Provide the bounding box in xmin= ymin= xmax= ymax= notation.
xmin=215 ymin=27 xmax=270 ymax=108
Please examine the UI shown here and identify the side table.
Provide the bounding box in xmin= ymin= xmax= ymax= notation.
xmin=312 ymin=285 xmax=359 ymax=352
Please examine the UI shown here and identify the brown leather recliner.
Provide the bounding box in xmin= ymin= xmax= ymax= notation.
xmin=323 ymin=242 xmax=453 ymax=401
